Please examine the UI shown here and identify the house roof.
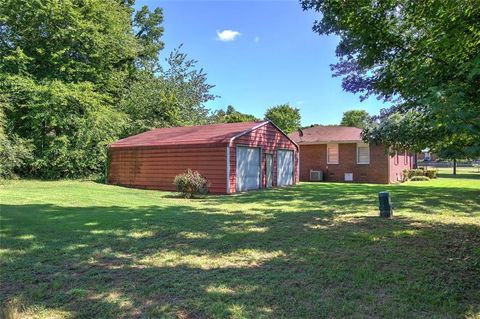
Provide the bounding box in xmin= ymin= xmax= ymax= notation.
xmin=288 ymin=125 xmax=363 ymax=144
xmin=110 ymin=121 xmax=270 ymax=148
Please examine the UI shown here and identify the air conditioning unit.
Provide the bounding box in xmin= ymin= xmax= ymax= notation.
xmin=310 ymin=170 xmax=323 ymax=181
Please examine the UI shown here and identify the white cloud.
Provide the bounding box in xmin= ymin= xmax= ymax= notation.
xmin=216 ymin=29 xmax=241 ymax=41
xmin=254 ymin=36 xmax=260 ymax=43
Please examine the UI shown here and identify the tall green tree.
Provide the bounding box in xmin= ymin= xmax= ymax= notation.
xmin=210 ymin=105 xmax=258 ymax=123
xmin=340 ymin=110 xmax=370 ymax=128
xmin=1 ymin=76 xmax=126 ymax=178
xmin=302 ymin=0 xmax=480 ymax=157
xmin=121 ymin=47 xmax=216 ymax=135
xmin=0 ymin=0 xmax=164 ymax=178
xmin=264 ymin=104 xmax=301 ymax=133
xmin=133 ymin=5 xmax=165 ymax=71
xmin=0 ymin=0 xmax=141 ymax=95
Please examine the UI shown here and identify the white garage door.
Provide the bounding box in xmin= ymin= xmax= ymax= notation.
xmin=236 ymin=146 xmax=261 ymax=192
xmin=277 ymin=149 xmax=294 ymax=186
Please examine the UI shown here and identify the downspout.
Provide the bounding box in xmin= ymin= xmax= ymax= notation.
xmin=226 ymin=146 xmax=230 ymax=194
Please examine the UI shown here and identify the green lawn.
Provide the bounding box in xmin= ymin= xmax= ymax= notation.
xmin=1 ymin=173 xmax=479 ymax=318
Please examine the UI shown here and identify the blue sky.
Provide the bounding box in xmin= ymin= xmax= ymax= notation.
xmin=138 ymin=0 xmax=388 ymax=126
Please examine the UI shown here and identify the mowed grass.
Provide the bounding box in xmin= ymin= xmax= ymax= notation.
xmin=1 ymin=172 xmax=479 ymax=318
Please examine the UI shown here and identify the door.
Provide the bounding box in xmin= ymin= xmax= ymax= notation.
xmin=236 ymin=146 xmax=261 ymax=192
xmin=277 ymin=149 xmax=294 ymax=186
xmin=265 ymin=153 xmax=273 ymax=188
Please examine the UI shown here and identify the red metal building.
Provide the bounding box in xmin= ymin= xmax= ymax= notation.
xmin=108 ymin=121 xmax=298 ymax=194
xmin=289 ymin=125 xmax=415 ymax=183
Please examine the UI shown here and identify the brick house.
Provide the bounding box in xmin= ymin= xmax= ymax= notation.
xmin=288 ymin=126 xmax=415 ymax=183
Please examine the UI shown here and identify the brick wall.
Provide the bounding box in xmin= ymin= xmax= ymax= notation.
xmin=298 ymin=143 xmax=390 ymax=184
xmin=388 ymin=151 xmax=415 ymax=183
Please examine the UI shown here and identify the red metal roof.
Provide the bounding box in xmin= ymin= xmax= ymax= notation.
xmin=110 ymin=121 xmax=269 ymax=148
xmin=288 ymin=125 xmax=363 ymax=144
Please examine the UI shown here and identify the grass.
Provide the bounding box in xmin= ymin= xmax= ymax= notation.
xmin=1 ymin=172 xmax=479 ymax=318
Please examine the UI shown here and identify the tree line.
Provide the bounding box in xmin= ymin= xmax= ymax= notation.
xmin=0 ymin=0 xmax=301 ymax=179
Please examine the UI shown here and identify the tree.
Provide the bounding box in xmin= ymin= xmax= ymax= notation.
xmin=340 ymin=110 xmax=370 ymax=128
xmin=0 ymin=101 xmax=31 ymax=178
xmin=0 ymin=0 xmax=164 ymax=178
xmin=0 ymin=0 xmax=143 ymax=95
xmin=301 ymin=0 xmax=480 ymax=157
xmin=264 ymin=104 xmax=301 ymax=134
xmin=1 ymin=0 xmax=217 ymax=178
xmin=1 ymin=76 xmax=126 ymax=178
xmin=121 ymin=47 xmax=216 ymax=135
xmin=211 ymin=105 xmax=258 ymax=123
xmin=133 ymin=6 xmax=165 ymax=71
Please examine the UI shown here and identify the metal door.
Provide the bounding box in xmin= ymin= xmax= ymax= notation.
xmin=277 ymin=149 xmax=294 ymax=186
xmin=236 ymin=146 xmax=261 ymax=191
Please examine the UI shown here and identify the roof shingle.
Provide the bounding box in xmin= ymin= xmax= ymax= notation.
xmin=289 ymin=125 xmax=363 ymax=144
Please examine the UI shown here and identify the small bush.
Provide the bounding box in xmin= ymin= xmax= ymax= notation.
xmin=410 ymin=168 xmax=425 ymax=178
xmin=403 ymin=168 xmax=426 ymax=181
xmin=425 ymin=169 xmax=438 ymax=179
xmin=410 ymin=176 xmax=430 ymax=181
xmin=173 ymin=169 xmax=209 ymax=198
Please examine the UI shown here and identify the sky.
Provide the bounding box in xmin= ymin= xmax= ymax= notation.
xmin=137 ymin=0 xmax=388 ymax=126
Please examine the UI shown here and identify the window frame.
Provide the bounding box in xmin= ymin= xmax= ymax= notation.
xmin=356 ymin=143 xmax=370 ymax=165
xmin=326 ymin=143 xmax=339 ymax=164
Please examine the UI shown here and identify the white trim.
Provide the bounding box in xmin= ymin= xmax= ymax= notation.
xmin=228 ymin=120 xmax=299 ymax=151
xmin=356 ymin=143 xmax=370 ymax=165
xmin=327 ymin=143 xmax=339 ymax=164
xmin=226 ymin=146 xmax=231 ymax=194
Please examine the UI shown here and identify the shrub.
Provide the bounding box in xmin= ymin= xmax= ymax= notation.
xmin=425 ymin=169 xmax=438 ymax=179
xmin=410 ymin=176 xmax=430 ymax=181
xmin=403 ymin=168 xmax=425 ymax=181
xmin=173 ymin=169 xmax=209 ymax=198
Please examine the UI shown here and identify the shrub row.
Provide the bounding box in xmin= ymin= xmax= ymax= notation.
xmin=403 ymin=168 xmax=438 ymax=182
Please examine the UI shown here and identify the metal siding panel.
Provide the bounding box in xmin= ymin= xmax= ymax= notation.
xmin=277 ymin=150 xmax=294 ymax=186
xmin=236 ymin=146 xmax=261 ymax=192
xmin=108 ymin=146 xmax=227 ymax=193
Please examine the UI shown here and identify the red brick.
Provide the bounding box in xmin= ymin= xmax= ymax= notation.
xmin=297 ymin=143 xmax=414 ymax=184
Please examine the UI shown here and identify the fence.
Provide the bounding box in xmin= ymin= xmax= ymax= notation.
xmin=417 ymin=161 xmax=480 ymax=174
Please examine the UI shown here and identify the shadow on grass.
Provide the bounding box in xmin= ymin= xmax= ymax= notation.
xmin=1 ymin=191 xmax=480 ymax=318
xmin=205 ymin=182 xmax=480 ymax=215
xmin=437 ymin=172 xmax=480 ymax=180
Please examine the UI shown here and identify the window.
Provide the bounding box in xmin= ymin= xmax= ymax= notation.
xmin=327 ymin=144 xmax=339 ymax=164
xmin=357 ymin=143 xmax=370 ymax=164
